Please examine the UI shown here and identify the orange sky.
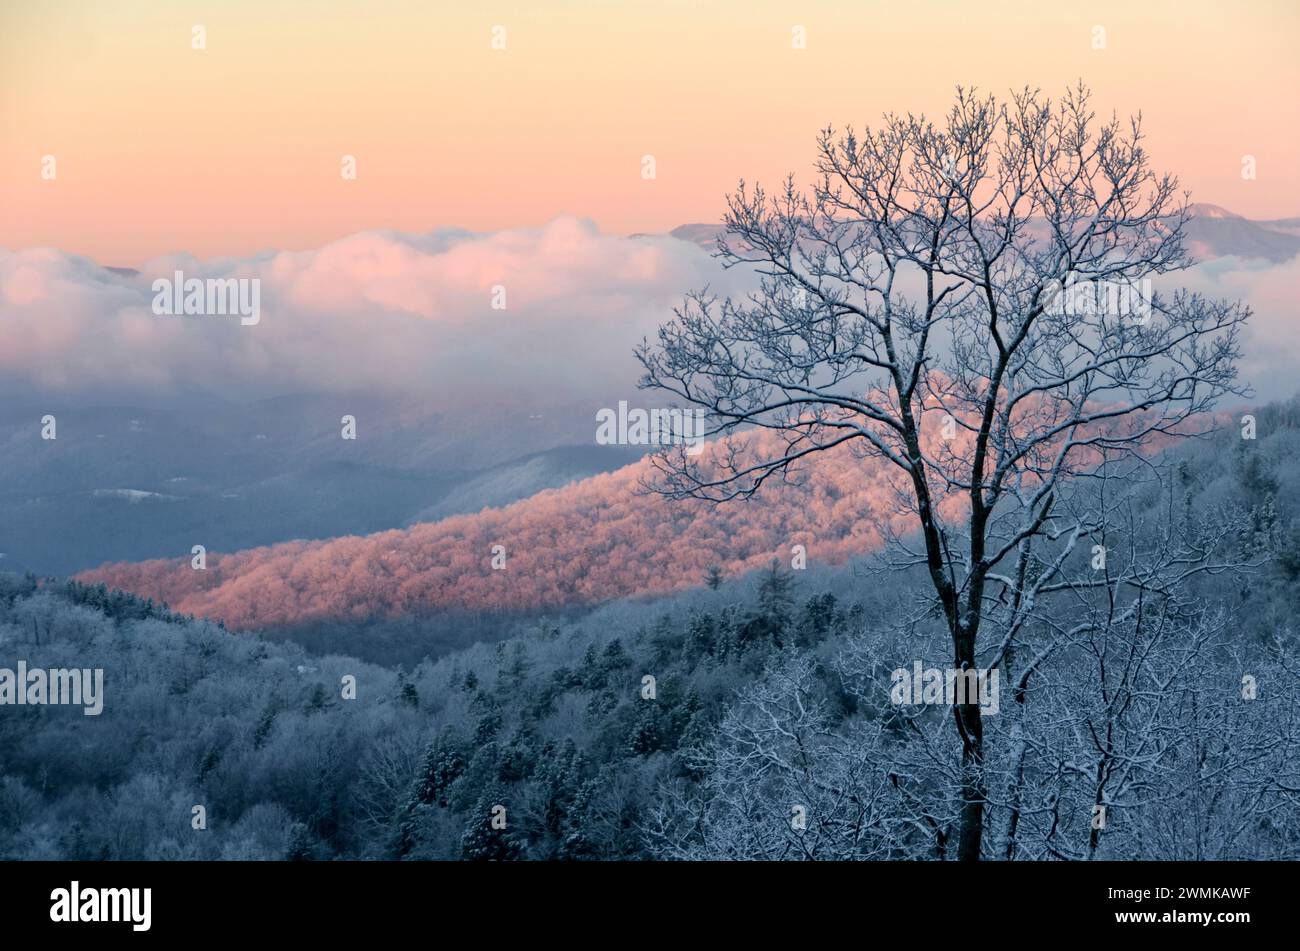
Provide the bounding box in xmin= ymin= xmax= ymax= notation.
xmin=2 ymin=0 xmax=1297 ymax=264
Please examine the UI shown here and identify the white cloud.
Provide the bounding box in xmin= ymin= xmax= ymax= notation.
xmin=1163 ymin=255 xmax=1300 ymax=402
xmin=2 ymin=221 xmax=1295 ymax=405
xmin=0 ymin=217 xmax=737 ymax=402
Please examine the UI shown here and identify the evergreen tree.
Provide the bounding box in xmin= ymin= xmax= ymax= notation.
xmin=397 ymin=673 xmax=420 ymax=709
xmin=412 ymin=729 xmax=466 ymax=808
xmin=286 ymin=822 xmax=315 ymax=861
xmin=757 ymin=559 xmax=796 ymax=629
xmin=460 ymin=787 xmax=522 ymax=861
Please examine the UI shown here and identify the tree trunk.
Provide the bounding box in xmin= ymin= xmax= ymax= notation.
xmin=955 ymin=703 xmax=985 ymax=861
xmin=954 ymin=624 xmax=985 ymax=861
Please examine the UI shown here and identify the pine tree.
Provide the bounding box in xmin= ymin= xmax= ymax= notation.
xmin=397 ymin=672 xmax=419 ymax=709
xmin=460 ymin=787 xmax=522 ymax=861
xmin=286 ymin=822 xmax=315 ymax=861
xmin=392 ymin=730 xmax=466 ymax=858
xmin=412 ymin=729 xmax=466 ymax=808
xmin=252 ymin=705 xmax=276 ymax=750
xmin=600 ymin=638 xmax=631 ymax=673
xmin=496 ymin=643 xmax=530 ymax=696
xmin=757 ymin=559 xmax=796 ymax=629
xmin=628 ymin=702 xmax=663 ymax=755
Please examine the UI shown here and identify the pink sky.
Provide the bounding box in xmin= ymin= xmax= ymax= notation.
xmin=2 ymin=0 xmax=1297 ymax=264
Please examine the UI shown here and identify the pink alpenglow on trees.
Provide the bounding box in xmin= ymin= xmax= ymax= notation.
xmin=77 ymin=428 xmax=939 ymax=629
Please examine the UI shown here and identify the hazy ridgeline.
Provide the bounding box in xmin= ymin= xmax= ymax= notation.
xmin=0 ymin=390 xmax=644 ymax=578
xmin=2 ymin=402 xmax=1298 ymax=860
xmin=75 ymin=425 xmax=908 ymax=634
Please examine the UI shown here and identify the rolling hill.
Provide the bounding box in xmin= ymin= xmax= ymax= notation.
xmin=77 ymin=430 xmax=931 ymax=631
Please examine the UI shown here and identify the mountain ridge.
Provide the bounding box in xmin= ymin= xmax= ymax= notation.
xmin=651 ymin=203 xmax=1300 ymax=264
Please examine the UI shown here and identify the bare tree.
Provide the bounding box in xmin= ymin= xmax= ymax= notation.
xmin=645 ymin=654 xmax=909 ymax=860
xmin=637 ymin=84 xmax=1250 ymax=860
xmin=983 ymin=465 xmax=1269 ymax=860
xmin=646 ymin=463 xmax=1296 ymax=861
xmin=353 ymin=733 xmax=422 ymax=839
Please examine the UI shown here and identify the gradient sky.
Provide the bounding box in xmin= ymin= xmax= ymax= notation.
xmin=2 ymin=0 xmax=1297 ymax=264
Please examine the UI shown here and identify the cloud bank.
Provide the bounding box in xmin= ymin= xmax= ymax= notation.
xmin=2 ymin=219 xmax=1297 ymax=405
xmin=1168 ymin=255 xmax=1300 ymax=402
xmin=0 ymin=217 xmax=737 ymax=403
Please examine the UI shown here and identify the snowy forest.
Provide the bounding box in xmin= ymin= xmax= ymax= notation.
xmin=5 ymin=81 xmax=1300 ymax=869
xmin=2 ymin=399 xmax=1299 ymax=860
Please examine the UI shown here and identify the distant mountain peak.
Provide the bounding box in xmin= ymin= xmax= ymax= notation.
xmin=662 ymin=204 xmax=1300 ymax=263
xmin=1188 ymin=203 xmax=1242 ymax=219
